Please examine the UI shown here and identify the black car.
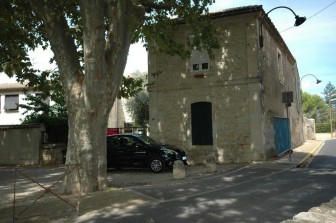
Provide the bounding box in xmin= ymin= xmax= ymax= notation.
xmin=106 ymin=134 xmax=187 ymax=173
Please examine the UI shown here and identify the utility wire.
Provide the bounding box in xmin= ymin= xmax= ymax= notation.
xmin=280 ymin=0 xmax=336 ymax=33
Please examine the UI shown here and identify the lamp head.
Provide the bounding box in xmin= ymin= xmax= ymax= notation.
xmin=294 ymin=15 xmax=306 ymax=26
xmin=316 ymin=79 xmax=322 ymax=84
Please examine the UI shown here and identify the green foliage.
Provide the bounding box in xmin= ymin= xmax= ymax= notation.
xmin=316 ymin=121 xmax=336 ymax=133
xmin=322 ymin=82 xmax=336 ymax=105
xmin=1 ymin=0 xmax=218 ymax=86
xmin=118 ymin=76 xmax=144 ymax=99
xmin=0 ymin=0 xmax=47 ymax=80
xmin=20 ymin=71 xmax=68 ymax=142
xmin=134 ymin=0 xmax=219 ymax=58
xmin=126 ymin=91 xmax=149 ymax=128
xmin=301 ymin=92 xmax=328 ymax=121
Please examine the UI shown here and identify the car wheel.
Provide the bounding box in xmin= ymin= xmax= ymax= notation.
xmin=149 ymin=157 xmax=164 ymax=173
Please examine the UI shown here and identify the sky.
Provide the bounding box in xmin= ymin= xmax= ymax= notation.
xmin=1 ymin=0 xmax=335 ymax=96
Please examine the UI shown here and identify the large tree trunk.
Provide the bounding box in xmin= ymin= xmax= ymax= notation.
xmin=29 ymin=0 xmax=145 ymax=194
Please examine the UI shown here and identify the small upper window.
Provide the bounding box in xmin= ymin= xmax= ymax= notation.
xmin=4 ymin=94 xmax=19 ymax=111
xmin=188 ymin=35 xmax=210 ymax=72
xmin=191 ymin=49 xmax=210 ymax=72
xmin=277 ymin=49 xmax=284 ymax=85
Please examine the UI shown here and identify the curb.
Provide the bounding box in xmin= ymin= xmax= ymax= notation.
xmin=296 ymin=141 xmax=324 ymax=168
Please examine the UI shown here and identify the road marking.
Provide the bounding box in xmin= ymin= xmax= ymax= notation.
xmin=296 ymin=141 xmax=324 ymax=168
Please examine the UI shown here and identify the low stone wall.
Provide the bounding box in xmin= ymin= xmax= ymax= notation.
xmin=40 ymin=143 xmax=67 ymax=165
xmin=187 ymin=147 xmax=215 ymax=165
xmin=315 ymin=133 xmax=335 ymax=140
xmin=303 ymin=117 xmax=316 ymax=141
xmin=0 ymin=124 xmax=45 ymax=165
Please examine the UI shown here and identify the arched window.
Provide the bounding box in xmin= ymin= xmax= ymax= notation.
xmin=191 ymin=102 xmax=213 ymax=145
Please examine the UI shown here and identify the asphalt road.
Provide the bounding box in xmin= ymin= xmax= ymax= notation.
xmin=309 ymin=138 xmax=336 ymax=169
xmin=85 ymin=139 xmax=336 ymax=223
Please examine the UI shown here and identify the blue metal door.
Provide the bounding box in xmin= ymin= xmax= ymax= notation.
xmin=273 ymin=117 xmax=291 ymax=156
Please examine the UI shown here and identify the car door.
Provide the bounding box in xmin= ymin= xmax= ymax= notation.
xmin=106 ymin=136 xmax=126 ymax=168
xmin=121 ymin=136 xmax=148 ymax=167
xmin=132 ymin=137 xmax=149 ymax=167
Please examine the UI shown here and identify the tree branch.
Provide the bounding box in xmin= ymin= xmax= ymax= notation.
xmin=28 ymin=0 xmax=83 ymax=101
xmin=104 ymin=1 xmax=145 ymax=98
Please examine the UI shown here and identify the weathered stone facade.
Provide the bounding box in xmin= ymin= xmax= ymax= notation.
xmin=148 ymin=6 xmax=304 ymax=164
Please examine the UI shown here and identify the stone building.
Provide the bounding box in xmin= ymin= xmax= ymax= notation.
xmin=148 ymin=5 xmax=304 ymax=164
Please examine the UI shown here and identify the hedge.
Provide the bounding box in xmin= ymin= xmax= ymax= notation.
xmin=316 ymin=121 xmax=336 ymax=133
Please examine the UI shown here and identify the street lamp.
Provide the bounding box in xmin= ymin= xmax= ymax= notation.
xmin=259 ymin=6 xmax=306 ymax=48
xmin=300 ymin=74 xmax=321 ymax=93
xmin=300 ymin=74 xmax=322 ymax=84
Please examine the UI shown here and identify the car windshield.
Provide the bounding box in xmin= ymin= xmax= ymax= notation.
xmin=136 ymin=135 xmax=162 ymax=147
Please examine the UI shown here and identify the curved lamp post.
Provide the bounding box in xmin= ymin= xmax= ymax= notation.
xmin=300 ymin=74 xmax=322 ymax=84
xmin=259 ymin=6 xmax=306 ymax=48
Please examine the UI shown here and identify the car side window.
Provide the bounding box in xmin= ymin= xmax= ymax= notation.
xmin=121 ymin=136 xmax=139 ymax=150
xmin=107 ymin=137 xmax=122 ymax=150
xmin=119 ymin=137 xmax=128 ymax=148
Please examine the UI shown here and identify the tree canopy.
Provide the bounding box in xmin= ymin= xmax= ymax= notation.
xmin=301 ymin=92 xmax=328 ymax=122
xmin=1 ymin=0 xmax=218 ymax=84
xmin=322 ymin=81 xmax=336 ymax=107
xmin=126 ymin=91 xmax=149 ymax=127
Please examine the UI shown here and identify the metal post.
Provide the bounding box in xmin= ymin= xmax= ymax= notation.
xmin=286 ymin=103 xmax=292 ymax=162
xmin=13 ymin=168 xmax=16 ymax=223
xmin=330 ymin=94 xmax=333 ymax=138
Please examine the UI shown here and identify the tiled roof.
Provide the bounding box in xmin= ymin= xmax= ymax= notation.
xmin=0 ymin=82 xmax=30 ymax=90
xmin=209 ymin=5 xmax=262 ymax=18
xmin=0 ymin=123 xmax=45 ymax=130
xmin=175 ymin=5 xmax=263 ymax=24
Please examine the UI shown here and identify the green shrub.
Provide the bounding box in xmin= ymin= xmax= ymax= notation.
xmin=316 ymin=121 xmax=336 ymax=133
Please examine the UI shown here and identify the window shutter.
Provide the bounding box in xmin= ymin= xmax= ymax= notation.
xmin=4 ymin=95 xmax=19 ymax=110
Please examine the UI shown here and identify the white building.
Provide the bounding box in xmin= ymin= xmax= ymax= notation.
xmin=0 ymin=83 xmax=36 ymax=124
xmin=0 ymin=82 xmax=127 ymax=127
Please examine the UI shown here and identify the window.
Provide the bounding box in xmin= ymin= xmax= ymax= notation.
xmin=191 ymin=102 xmax=213 ymax=145
xmin=191 ymin=50 xmax=210 ymax=72
xmin=188 ymin=35 xmax=210 ymax=72
xmin=277 ymin=49 xmax=284 ymax=85
xmin=4 ymin=95 xmax=19 ymax=111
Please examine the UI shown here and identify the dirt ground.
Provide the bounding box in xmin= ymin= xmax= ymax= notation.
xmin=0 ymin=164 xmax=240 ymax=223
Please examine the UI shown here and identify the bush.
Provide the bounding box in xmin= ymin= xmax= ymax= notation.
xmin=316 ymin=121 xmax=336 ymax=133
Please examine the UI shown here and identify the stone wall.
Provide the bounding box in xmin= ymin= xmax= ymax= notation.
xmin=148 ymin=9 xmax=303 ymax=164
xmin=0 ymin=124 xmax=45 ymax=165
xmin=303 ymin=117 xmax=316 ymax=140
xmin=41 ymin=143 xmax=67 ymax=165
xmin=148 ymin=12 xmax=265 ymax=164
xmin=260 ymin=18 xmax=304 ymax=154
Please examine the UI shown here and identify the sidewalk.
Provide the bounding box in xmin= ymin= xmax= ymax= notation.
xmin=275 ymin=139 xmax=324 ymax=168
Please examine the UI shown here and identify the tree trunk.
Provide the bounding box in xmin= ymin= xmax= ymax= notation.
xmin=29 ymin=0 xmax=145 ymax=194
xmin=63 ymin=101 xmax=110 ymax=193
